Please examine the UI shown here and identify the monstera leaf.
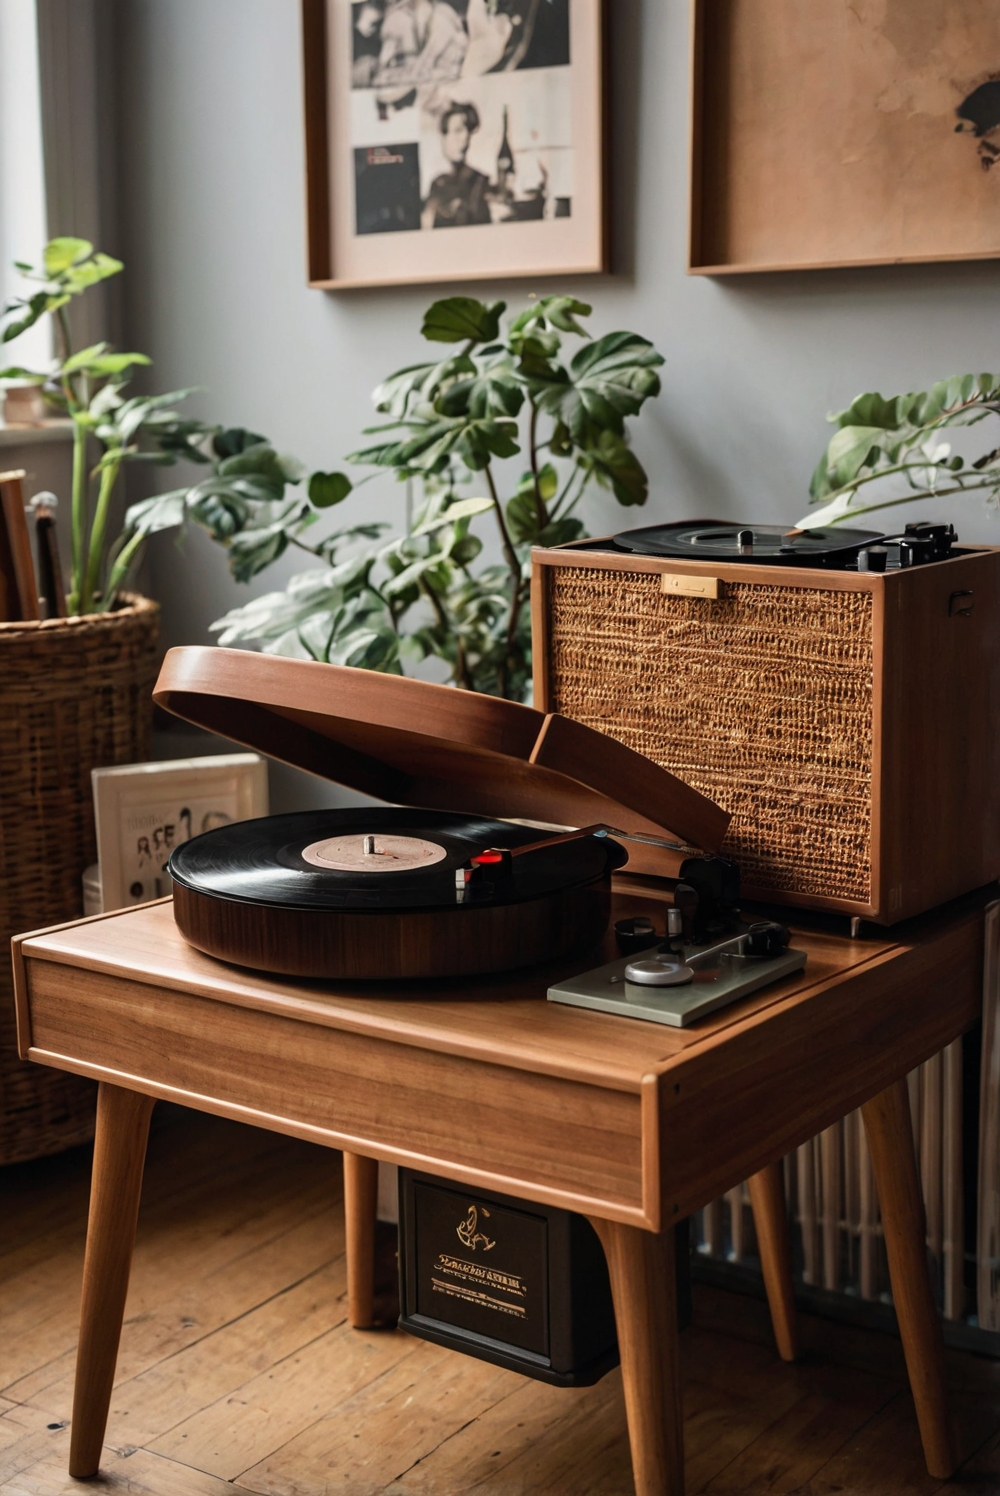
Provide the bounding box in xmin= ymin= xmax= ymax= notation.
xmin=421 ymin=297 xmax=507 ymax=345
xmin=526 ymin=331 xmax=663 ymax=443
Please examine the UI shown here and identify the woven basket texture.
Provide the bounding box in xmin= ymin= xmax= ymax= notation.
xmin=0 ymin=595 xmax=159 ymax=1164
xmin=546 ymin=568 xmax=874 ymax=901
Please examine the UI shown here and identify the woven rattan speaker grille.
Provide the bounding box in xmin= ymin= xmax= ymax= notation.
xmin=0 ymin=596 xmax=158 ymax=1163
xmin=545 ymin=567 xmax=874 ymax=902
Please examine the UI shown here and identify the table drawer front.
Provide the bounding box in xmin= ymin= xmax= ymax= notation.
xmin=25 ymin=963 xmax=646 ymax=1222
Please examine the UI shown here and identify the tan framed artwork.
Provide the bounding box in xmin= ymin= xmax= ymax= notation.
xmin=301 ymin=0 xmax=608 ymax=289
xmin=688 ymin=1 xmax=1000 ymax=275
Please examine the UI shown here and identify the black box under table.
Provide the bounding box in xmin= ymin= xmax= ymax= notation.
xmin=398 ymin=1169 xmax=691 ymax=1386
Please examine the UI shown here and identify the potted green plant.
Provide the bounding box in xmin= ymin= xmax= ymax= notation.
xmin=0 ymin=237 xmax=212 ymax=1163
xmin=122 ymin=293 xmax=664 ymax=702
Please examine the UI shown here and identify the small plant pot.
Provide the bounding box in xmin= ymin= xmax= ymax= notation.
xmin=2 ymin=384 xmax=55 ymax=426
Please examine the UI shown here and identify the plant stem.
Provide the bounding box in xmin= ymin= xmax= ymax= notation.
xmin=81 ymin=452 xmax=122 ymax=613
xmin=420 ymin=577 xmax=471 ymax=690
xmin=68 ymin=418 xmax=89 ymax=614
xmin=484 ymin=463 xmax=523 ymax=699
xmin=56 ymin=304 xmax=73 ymax=364
xmin=101 ymin=525 xmax=146 ymax=608
xmin=551 ymin=467 xmax=586 ymax=522
xmin=825 ymin=480 xmax=995 ymax=527
xmin=485 ymin=463 xmax=519 ymax=577
xmin=528 ymin=405 xmax=548 ymax=530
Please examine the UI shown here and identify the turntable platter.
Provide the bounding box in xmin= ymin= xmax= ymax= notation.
xmin=168 ymin=808 xmax=628 ymax=981
xmin=613 ymin=520 xmax=884 ymax=568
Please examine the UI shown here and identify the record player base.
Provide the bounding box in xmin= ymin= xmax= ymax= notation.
xmin=172 ymin=876 xmax=613 ymax=979
xmin=12 ymin=893 xmax=986 ymax=1494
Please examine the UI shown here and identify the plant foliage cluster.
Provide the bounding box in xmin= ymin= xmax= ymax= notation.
xmin=1 ymin=238 xmax=216 ymax=613
xmin=2 ymin=246 xmax=664 ymax=700
xmin=801 ymin=374 xmax=1000 ymax=530
xmin=125 ymin=292 xmax=664 ymax=701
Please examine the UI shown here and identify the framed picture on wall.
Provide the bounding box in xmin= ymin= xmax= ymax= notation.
xmin=92 ymin=755 xmax=269 ymax=913
xmin=689 ymin=1 xmax=1000 ymax=275
xmin=302 ymin=0 xmax=608 ymax=289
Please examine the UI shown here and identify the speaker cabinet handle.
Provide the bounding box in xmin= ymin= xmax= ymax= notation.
xmin=661 ymin=573 xmax=722 ymax=600
xmin=949 ymin=589 xmax=974 ymax=618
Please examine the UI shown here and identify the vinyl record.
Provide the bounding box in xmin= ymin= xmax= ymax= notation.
xmin=168 ymin=807 xmax=626 ymax=914
xmin=613 ymin=520 xmax=884 ymax=567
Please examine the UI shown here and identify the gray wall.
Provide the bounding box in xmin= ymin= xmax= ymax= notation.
xmin=115 ymin=0 xmax=1000 ymax=799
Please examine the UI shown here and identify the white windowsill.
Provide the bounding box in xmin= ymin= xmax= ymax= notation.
xmin=0 ymin=421 xmax=74 ymax=449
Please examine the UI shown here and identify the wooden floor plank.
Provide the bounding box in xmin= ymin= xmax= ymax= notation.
xmin=0 ymin=1108 xmax=289 ymax=1286
xmin=10 ymin=1197 xmax=344 ymax=1412
xmin=241 ymin=1336 xmax=522 ymax=1496
xmin=791 ymin=1385 xmax=1000 ymax=1496
xmin=148 ymin=1324 xmax=418 ymax=1478
xmin=699 ymin=1364 xmax=897 ymax=1494
xmin=2 ymin=1149 xmax=341 ymax=1396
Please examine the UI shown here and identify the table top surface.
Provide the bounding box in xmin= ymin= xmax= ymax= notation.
xmin=16 ymin=889 xmax=923 ymax=1089
xmin=15 ymin=885 xmax=994 ymax=1226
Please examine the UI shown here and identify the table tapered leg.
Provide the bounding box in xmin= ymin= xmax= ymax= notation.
xmin=343 ymin=1151 xmax=378 ymax=1329
xmin=748 ymin=1161 xmax=798 ymax=1362
xmin=861 ymin=1078 xmax=957 ymax=1479
xmin=589 ymin=1216 xmax=685 ymax=1496
xmin=69 ymin=1082 xmax=155 ymax=1479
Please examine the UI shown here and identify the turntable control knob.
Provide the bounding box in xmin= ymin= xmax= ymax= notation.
xmin=625 ymin=955 xmax=694 ymax=987
xmin=737 ymin=529 xmax=754 ymax=555
xmin=858 ymin=546 xmax=888 ymax=574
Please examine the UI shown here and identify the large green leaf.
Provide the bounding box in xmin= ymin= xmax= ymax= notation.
xmin=412 ymin=496 xmax=493 ymax=534
xmin=372 ymin=355 xmax=476 ymax=417
xmin=505 ymin=466 xmax=558 ymax=543
xmin=217 ymin=442 xmax=294 ymax=498
xmin=44 ymin=238 xmax=93 ymax=275
xmin=123 ymin=489 xmax=189 ymax=538
xmin=213 ymin=427 xmax=269 ymax=459
xmin=1 ymin=290 xmax=58 ymax=344
xmin=527 ymin=331 xmax=663 ymax=442
xmin=309 ymin=471 xmax=352 ymax=508
xmin=61 ymin=253 xmax=123 ymax=293
xmin=510 ymin=295 xmax=592 ymax=339
xmin=436 ymin=363 xmax=524 ymax=420
xmin=585 ymin=430 xmax=649 ymax=506
xmin=422 ymin=297 xmax=506 ymax=345
xmin=61 ymin=343 xmax=151 ymax=377
xmin=823 ymin=425 xmax=885 ymax=490
xmin=226 ymin=522 xmax=290 ymax=582
xmin=830 ymin=392 xmax=901 ymax=432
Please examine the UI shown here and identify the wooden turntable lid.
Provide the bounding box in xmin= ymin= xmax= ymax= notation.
xmin=153 ymin=647 xmax=731 ymax=853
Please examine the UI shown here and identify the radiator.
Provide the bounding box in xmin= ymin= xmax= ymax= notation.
xmin=696 ymin=901 xmax=1000 ymax=1333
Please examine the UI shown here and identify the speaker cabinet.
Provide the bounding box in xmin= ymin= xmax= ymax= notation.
xmin=532 ymin=540 xmax=1000 ymax=924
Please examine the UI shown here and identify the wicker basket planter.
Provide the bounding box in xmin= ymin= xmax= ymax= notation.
xmin=0 ymin=595 xmax=159 ymax=1164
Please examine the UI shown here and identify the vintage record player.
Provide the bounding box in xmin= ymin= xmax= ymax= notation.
xmin=532 ymin=519 xmax=1000 ymax=924
xmin=153 ymin=647 xmax=731 ymax=980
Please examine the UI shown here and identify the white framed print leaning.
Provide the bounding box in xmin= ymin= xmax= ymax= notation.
xmin=91 ymin=755 xmax=269 ymax=914
xmin=302 ymin=0 xmax=608 ymax=289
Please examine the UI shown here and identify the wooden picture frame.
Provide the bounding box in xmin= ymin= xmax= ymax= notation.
xmin=91 ymin=755 xmax=269 ymax=913
xmin=688 ymin=0 xmax=1000 ymax=276
xmin=302 ymin=0 xmax=608 ymax=290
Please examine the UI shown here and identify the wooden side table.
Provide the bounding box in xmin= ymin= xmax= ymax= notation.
xmin=12 ymin=891 xmax=988 ymax=1495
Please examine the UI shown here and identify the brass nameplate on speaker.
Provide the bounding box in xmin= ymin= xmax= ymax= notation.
xmin=661 ymin=572 xmax=722 ymax=599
